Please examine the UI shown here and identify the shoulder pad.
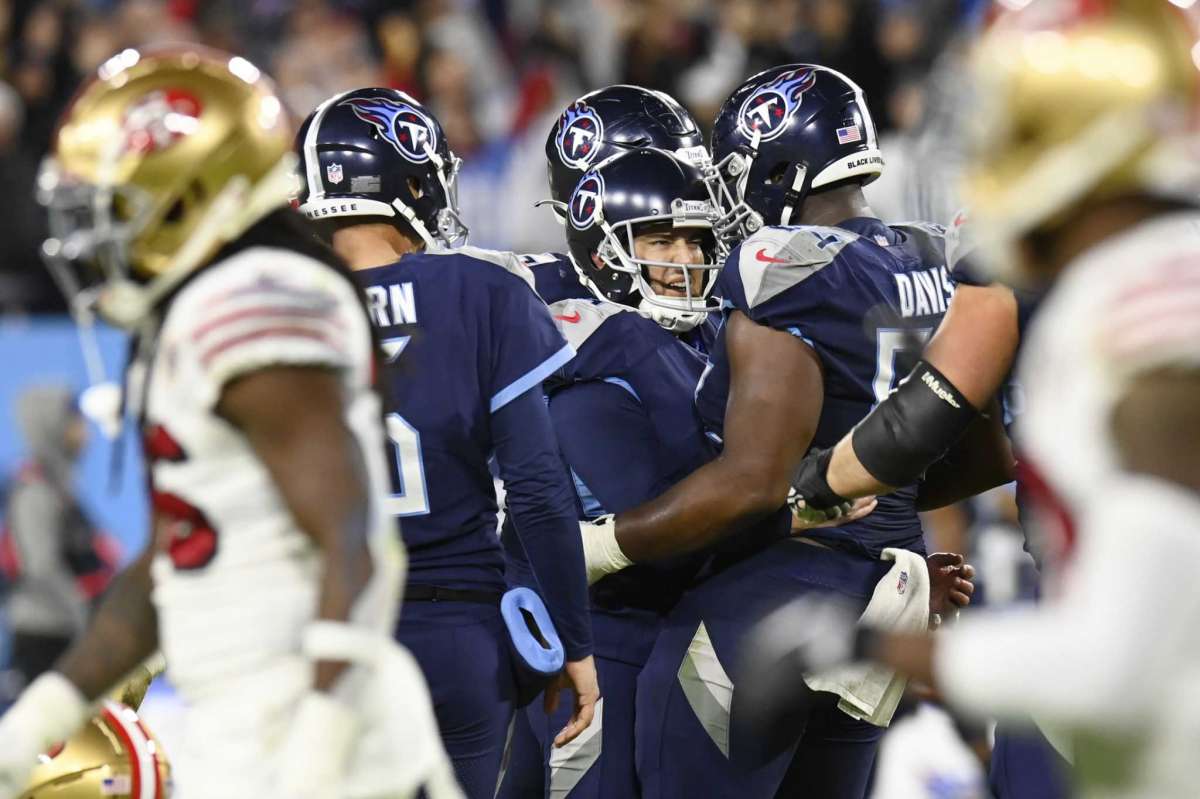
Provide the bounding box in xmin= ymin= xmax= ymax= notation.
xmin=891 ymin=220 xmax=950 ymax=269
xmin=943 ymin=209 xmax=975 ymax=274
xmin=736 ymin=226 xmax=854 ymax=308
xmin=428 ymin=245 xmax=537 ymax=290
xmin=547 ymin=298 xmax=631 ymax=351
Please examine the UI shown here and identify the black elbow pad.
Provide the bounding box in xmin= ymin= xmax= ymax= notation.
xmin=851 ymin=360 xmax=978 ymax=488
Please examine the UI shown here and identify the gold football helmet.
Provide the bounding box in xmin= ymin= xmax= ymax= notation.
xmin=20 ymin=701 xmax=171 ymax=798
xmin=39 ymin=45 xmax=296 ymax=329
xmin=963 ymin=0 xmax=1200 ymax=284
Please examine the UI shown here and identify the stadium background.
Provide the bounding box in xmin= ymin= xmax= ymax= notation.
xmin=0 ymin=0 xmax=1030 ymax=791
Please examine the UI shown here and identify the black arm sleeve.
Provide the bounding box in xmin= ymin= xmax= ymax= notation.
xmin=851 ymin=359 xmax=980 ymax=488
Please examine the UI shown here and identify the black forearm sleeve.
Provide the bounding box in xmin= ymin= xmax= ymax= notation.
xmin=851 ymin=360 xmax=979 ymax=488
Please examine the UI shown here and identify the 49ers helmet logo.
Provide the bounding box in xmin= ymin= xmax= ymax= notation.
xmin=555 ymin=102 xmax=604 ymax=171
xmin=737 ymin=68 xmax=817 ymax=142
xmin=568 ymin=171 xmax=604 ymax=230
xmin=122 ymin=88 xmax=203 ymax=154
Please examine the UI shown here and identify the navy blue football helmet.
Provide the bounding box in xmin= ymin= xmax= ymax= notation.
xmin=710 ymin=65 xmax=884 ymax=241
xmin=565 ymin=148 xmax=723 ymax=331
xmin=294 ymin=87 xmax=467 ymax=248
xmin=544 ymin=85 xmax=707 ymax=223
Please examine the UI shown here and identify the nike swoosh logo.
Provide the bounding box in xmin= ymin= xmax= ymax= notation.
xmin=754 ymin=247 xmax=789 ymax=264
xmin=554 ymin=311 xmax=582 ymax=324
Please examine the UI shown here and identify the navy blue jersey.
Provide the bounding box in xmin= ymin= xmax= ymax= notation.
xmin=698 ymin=218 xmax=952 ymax=558
xmin=354 ymin=247 xmax=575 ymax=592
xmin=523 ymin=252 xmax=593 ymax=304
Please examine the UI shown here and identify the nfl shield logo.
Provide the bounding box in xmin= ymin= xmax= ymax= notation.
xmin=896 ymin=570 xmax=908 ymax=595
xmin=326 ymin=163 xmax=344 ymax=185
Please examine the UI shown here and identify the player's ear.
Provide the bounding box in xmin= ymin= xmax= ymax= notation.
xmin=591 ymin=252 xmax=606 ymax=271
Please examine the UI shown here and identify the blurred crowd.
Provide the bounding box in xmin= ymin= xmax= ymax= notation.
xmin=0 ymin=0 xmax=986 ymax=314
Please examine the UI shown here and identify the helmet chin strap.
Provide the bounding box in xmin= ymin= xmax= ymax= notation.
xmin=636 ymin=297 xmax=705 ymax=332
xmin=778 ymin=163 xmax=808 ymax=227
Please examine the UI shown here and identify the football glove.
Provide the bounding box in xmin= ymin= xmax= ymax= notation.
xmin=789 ymin=447 xmax=853 ymax=519
xmin=0 ymin=673 xmax=91 ymax=798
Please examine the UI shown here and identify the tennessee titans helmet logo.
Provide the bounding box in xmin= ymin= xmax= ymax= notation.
xmin=568 ymin=171 xmax=604 ymax=230
xmin=341 ymin=95 xmax=438 ymax=164
xmin=555 ymin=102 xmax=605 ymax=171
xmin=737 ymin=68 xmax=818 ymax=142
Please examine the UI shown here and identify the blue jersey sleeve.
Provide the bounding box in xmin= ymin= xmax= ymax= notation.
xmin=489 ymin=278 xmax=575 ymax=413
xmin=492 ymin=385 xmax=593 ymax=661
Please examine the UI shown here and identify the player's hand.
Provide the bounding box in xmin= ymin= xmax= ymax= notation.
xmin=789 ymin=446 xmax=850 ymax=513
xmin=790 ymin=495 xmax=877 ymax=532
xmin=927 ymin=552 xmax=976 ymax=622
xmin=0 ymin=673 xmax=92 ymax=799
xmin=275 ymin=691 xmax=358 ymax=799
xmin=0 ymin=730 xmax=39 ymax=799
xmin=545 ymin=655 xmax=600 ymax=747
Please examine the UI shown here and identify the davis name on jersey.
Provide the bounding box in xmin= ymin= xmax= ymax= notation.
xmin=143 ymin=244 xmax=401 ymax=709
xmin=699 ymin=217 xmax=952 ymax=558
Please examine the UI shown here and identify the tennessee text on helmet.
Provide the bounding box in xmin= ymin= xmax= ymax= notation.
xmin=564 ymin=147 xmax=726 ymax=332
xmin=294 ymin=87 xmax=468 ymax=250
xmin=962 ymin=0 xmax=1200 ymax=285
xmin=23 ymin=700 xmax=171 ymax=798
xmin=543 ymin=85 xmax=710 ymax=225
xmin=38 ymin=46 xmax=297 ymax=330
xmin=710 ymin=64 xmax=885 ymax=242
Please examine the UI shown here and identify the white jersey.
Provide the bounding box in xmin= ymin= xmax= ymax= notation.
xmin=140 ymin=245 xmax=414 ymax=794
xmin=936 ymin=213 xmax=1200 ymax=798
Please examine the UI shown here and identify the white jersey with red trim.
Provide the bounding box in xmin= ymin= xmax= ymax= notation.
xmin=140 ymin=245 xmax=407 ymax=790
xmin=1017 ymin=211 xmax=1200 ymax=528
xmin=935 ymin=212 xmax=1200 ymax=798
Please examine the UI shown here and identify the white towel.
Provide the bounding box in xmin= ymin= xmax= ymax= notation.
xmin=804 ymin=547 xmax=930 ymax=727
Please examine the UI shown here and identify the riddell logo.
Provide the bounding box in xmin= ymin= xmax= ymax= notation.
xmin=921 ymin=371 xmax=961 ymax=408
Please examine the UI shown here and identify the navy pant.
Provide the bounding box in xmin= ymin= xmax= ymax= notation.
xmin=635 ymin=540 xmax=891 ymax=799
xmin=990 ymin=723 xmax=1072 ymax=799
xmin=398 ymin=601 xmax=517 ymax=799
xmin=498 ymin=609 xmax=658 ymax=798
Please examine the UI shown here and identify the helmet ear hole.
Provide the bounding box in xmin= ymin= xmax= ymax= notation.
xmin=407 ymin=176 xmax=423 ymax=199
xmin=765 ymin=162 xmax=790 ymax=186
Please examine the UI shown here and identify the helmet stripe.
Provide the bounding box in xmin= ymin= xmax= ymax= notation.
xmin=302 ymin=89 xmax=356 ymax=204
xmin=102 ymin=701 xmax=161 ymax=799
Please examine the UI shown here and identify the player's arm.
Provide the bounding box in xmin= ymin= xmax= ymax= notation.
xmin=601 ymin=310 xmax=823 ymax=565
xmin=218 ymin=365 xmax=376 ymax=693
xmin=795 ymin=283 xmax=1020 ymax=508
xmin=492 ymin=385 xmax=598 ymax=746
xmin=0 ymin=547 xmax=159 ymax=787
xmin=914 ymin=398 xmax=1016 ymax=511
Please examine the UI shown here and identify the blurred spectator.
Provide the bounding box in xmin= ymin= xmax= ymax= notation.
xmin=0 ymin=0 xmax=977 ymax=302
xmin=0 ymin=385 xmax=117 ymax=696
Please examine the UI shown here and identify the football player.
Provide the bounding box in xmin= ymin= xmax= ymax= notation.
xmin=573 ymin=65 xmax=970 ymax=797
xmin=294 ymin=87 xmax=598 ymax=799
xmin=0 ymin=49 xmax=457 ymax=798
xmin=527 ymin=84 xmax=715 ymax=323
xmin=498 ymin=146 xmax=724 ymax=799
xmin=743 ymin=5 xmax=1200 ymax=797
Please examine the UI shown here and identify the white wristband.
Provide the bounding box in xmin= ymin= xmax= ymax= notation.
xmin=4 ymin=672 xmax=91 ymax=751
xmin=580 ymin=514 xmax=634 ymax=585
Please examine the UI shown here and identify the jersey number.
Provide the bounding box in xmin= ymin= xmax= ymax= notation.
xmin=144 ymin=424 xmax=219 ymax=571
xmin=872 ymin=328 xmax=932 ymax=404
xmin=384 ymin=413 xmax=430 ymax=517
